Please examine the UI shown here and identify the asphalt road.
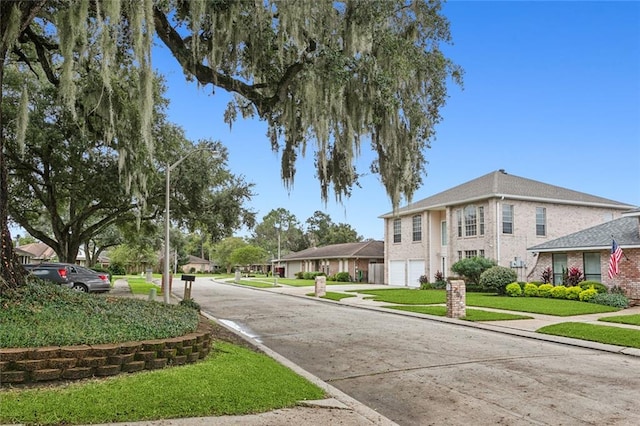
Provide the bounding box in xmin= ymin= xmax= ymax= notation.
xmin=190 ymin=279 xmax=640 ymax=426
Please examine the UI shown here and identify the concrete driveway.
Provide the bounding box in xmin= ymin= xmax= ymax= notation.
xmin=187 ymin=278 xmax=640 ymax=426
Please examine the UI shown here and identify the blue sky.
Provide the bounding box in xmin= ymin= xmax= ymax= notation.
xmin=154 ymin=1 xmax=639 ymax=241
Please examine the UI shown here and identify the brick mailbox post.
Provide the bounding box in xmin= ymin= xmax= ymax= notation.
xmin=446 ymin=280 xmax=466 ymax=318
xmin=314 ymin=275 xmax=327 ymax=297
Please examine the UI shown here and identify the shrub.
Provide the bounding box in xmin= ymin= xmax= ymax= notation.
xmin=610 ymin=286 xmax=626 ymax=295
xmin=566 ymin=267 xmax=584 ymax=286
xmin=479 ymin=266 xmax=518 ymax=295
xmin=589 ymin=293 xmax=629 ymax=308
xmin=335 ymin=272 xmax=351 ymax=282
xmin=565 ymin=286 xmax=582 ymax=300
xmin=303 ymin=271 xmax=326 ymax=280
xmin=295 ymin=271 xmax=304 ymax=279
xmin=523 ymin=283 xmax=538 ymax=297
xmin=537 ymin=284 xmax=554 ymax=298
xmin=550 ymin=285 xmax=567 ymax=299
xmin=420 ymin=282 xmax=432 ymax=290
xmin=108 ymin=262 xmax=126 ymax=276
xmin=540 ymin=267 xmax=552 ymax=284
xmin=179 ymin=298 xmax=201 ymax=311
xmin=505 ymin=283 xmax=522 ymax=297
xmin=579 ymin=287 xmax=598 ymax=302
xmin=451 ymin=257 xmax=497 ymax=285
xmin=580 ymin=281 xmax=608 ymax=294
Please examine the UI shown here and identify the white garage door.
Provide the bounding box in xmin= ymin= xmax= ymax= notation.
xmin=407 ymin=260 xmax=425 ymax=288
xmin=286 ymin=261 xmax=302 ymax=279
xmin=389 ymin=261 xmax=406 ymax=287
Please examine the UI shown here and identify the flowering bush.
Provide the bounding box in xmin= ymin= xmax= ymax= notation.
xmin=537 ymin=284 xmax=554 ymax=298
xmin=550 ymin=285 xmax=568 ymax=299
xmin=565 ymin=286 xmax=582 ymax=300
xmin=505 ymin=282 xmax=522 ymax=297
xmin=579 ymin=287 xmax=598 ymax=302
xmin=523 ymin=283 xmax=538 ymax=297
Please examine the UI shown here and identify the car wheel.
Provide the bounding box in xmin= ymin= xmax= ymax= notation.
xmin=72 ymin=283 xmax=88 ymax=292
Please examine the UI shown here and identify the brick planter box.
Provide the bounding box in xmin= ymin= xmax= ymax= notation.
xmin=0 ymin=316 xmax=213 ymax=386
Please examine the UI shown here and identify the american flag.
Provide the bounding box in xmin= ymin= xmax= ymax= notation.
xmin=607 ymin=239 xmax=623 ymax=279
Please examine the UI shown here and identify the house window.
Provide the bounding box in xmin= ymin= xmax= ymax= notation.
xmin=412 ymin=215 xmax=422 ymax=242
xmin=464 ymin=250 xmax=478 ymax=258
xmin=552 ymin=253 xmax=567 ymax=285
xmin=583 ymin=252 xmax=601 ymax=282
xmin=464 ymin=206 xmax=477 ymax=236
xmin=479 ymin=249 xmax=485 ymax=258
xmin=393 ymin=218 xmax=401 ymax=243
xmin=479 ymin=206 xmax=485 ymax=236
xmin=457 ymin=251 xmax=462 ymax=261
xmin=441 ymin=221 xmax=447 ymax=246
xmin=456 ymin=210 xmax=462 ymax=237
xmin=536 ymin=207 xmax=546 ymax=236
xmin=502 ymin=204 xmax=514 ymax=234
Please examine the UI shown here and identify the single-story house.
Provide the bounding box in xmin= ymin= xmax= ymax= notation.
xmin=15 ymin=242 xmax=56 ymax=264
xmin=182 ymin=255 xmax=214 ymax=273
xmin=380 ymin=169 xmax=635 ymax=287
xmin=528 ymin=208 xmax=640 ymax=304
xmin=280 ymin=240 xmax=384 ymax=283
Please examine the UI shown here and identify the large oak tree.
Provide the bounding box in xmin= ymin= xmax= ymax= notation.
xmin=1 ymin=0 xmax=461 ymax=289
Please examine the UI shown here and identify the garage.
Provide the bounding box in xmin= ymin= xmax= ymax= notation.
xmin=389 ymin=261 xmax=406 ymax=286
xmin=407 ymin=260 xmax=425 ymax=288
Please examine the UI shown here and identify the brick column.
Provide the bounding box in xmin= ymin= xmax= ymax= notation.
xmin=446 ymin=280 xmax=466 ymax=318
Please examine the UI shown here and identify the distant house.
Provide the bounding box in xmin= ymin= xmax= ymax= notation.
xmin=528 ymin=208 xmax=640 ymax=304
xmin=380 ymin=170 xmax=635 ymax=287
xmin=182 ymin=255 xmax=213 ymax=273
xmin=280 ymin=240 xmax=384 ymax=282
xmin=15 ymin=242 xmax=56 ymax=264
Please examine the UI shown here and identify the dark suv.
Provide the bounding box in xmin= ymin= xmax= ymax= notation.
xmin=24 ymin=263 xmax=73 ymax=288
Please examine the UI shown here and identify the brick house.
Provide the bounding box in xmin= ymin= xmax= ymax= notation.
xmin=380 ymin=170 xmax=635 ymax=287
xmin=527 ymin=208 xmax=640 ymax=304
xmin=280 ymin=240 xmax=384 ymax=282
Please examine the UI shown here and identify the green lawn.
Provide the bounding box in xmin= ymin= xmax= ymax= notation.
xmin=306 ymin=291 xmax=357 ymax=301
xmin=599 ymin=314 xmax=640 ymax=326
xmin=385 ymin=305 xmax=532 ymax=321
xmin=537 ymin=323 xmax=640 ymax=349
xmin=236 ymin=280 xmax=280 ymax=288
xmin=0 ymin=342 xmax=325 ymax=425
xmin=352 ymin=289 xmax=619 ymax=316
xmin=124 ymin=276 xmax=163 ymax=295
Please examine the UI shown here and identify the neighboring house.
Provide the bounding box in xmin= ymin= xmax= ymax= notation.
xmin=280 ymin=240 xmax=384 ymax=282
xmin=15 ymin=242 xmax=56 ymax=264
xmin=527 ymin=208 xmax=640 ymax=304
xmin=182 ymin=255 xmax=213 ymax=273
xmin=380 ymin=170 xmax=636 ymax=288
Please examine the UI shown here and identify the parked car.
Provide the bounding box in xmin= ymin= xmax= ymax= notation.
xmin=65 ymin=264 xmax=111 ymax=293
xmin=24 ymin=263 xmax=111 ymax=293
xmin=23 ymin=263 xmax=73 ymax=289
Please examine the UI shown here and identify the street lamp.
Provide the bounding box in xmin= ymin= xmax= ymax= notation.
xmin=163 ymin=147 xmax=219 ymax=304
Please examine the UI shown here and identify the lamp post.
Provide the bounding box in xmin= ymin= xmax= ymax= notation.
xmin=163 ymin=147 xmax=219 ymax=304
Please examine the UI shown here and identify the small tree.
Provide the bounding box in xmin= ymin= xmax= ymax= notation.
xmin=450 ymin=257 xmax=497 ymax=286
xmin=229 ymin=246 xmax=267 ymax=276
xmin=479 ymin=266 xmax=518 ymax=295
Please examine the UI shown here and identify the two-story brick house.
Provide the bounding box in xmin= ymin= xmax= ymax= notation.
xmin=379 ymin=170 xmax=635 ymax=287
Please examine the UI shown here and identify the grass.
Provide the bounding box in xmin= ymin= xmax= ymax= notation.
xmin=124 ymin=275 xmax=163 ymax=296
xmin=0 ymin=282 xmax=198 ymax=347
xmin=305 ymin=291 xmax=357 ymax=301
xmin=352 ymin=289 xmax=620 ymax=316
xmin=385 ymin=305 xmax=532 ymax=321
xmin=599 ymin=314 xmax=640 ymax=326
xmin=0 ymin=342 xmax=325 ymax=425
xmin=537 ymin=323 xmax=640 ymax=349
xmin=236 ymin=279 xmax=280 ymax=288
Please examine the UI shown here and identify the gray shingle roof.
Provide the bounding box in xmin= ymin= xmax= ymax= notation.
xmin=281 ymin=240 xmax=384 ymax=261
xmin=528 ymin=216 xmax=640 ymax=252
xmin=380 ymin=170 xmax=635 ymax=217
